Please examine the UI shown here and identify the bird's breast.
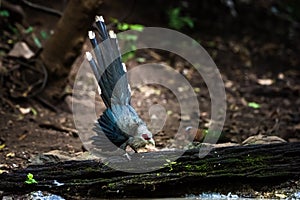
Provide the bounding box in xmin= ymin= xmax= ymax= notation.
xmin=111 ymin=105 xmax=143 ymax=137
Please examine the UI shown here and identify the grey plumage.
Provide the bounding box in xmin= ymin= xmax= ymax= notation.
xmin=86 ymin=16 xmax=155 ymax=153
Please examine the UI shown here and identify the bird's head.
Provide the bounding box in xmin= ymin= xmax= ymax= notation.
xmin=137 ymin=125 xmax=155 ymax=146
xmin=127 ymin=124 xmax=155 ymax=152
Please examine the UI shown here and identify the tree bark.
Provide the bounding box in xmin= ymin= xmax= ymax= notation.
xmin=40 ymin=0 xmax=103 ymax=100
xmin=1 ymin=142 xmax=300 ymax=198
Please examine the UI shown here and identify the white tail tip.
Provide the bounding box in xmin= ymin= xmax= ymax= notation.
xmin=88 ymin=31 xmax=95 ymax=39
xmin=109 ymin=30 xmax=116 ymax=39
xmin=95 ymin=15 xmax=104 ymax=22
xmin=122 ymin=63 xmax=127 ymax=72
xmin=85 ymin=52 xmax=93 ymax=61
xmin=97 ymin=85 xmax=102 ymax=95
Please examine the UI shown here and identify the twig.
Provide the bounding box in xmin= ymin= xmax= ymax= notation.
xmin=38 ymin=121 xmax=78 ymax=135
xmin=13 ymin=58 xmax=48 ymax=98
xmin=0 ymin=95 xmax=19 ymax=112
xmin=21 ymin=0 xmax=63 ymax=17
xmin=35 ymin=96 xmax=58 ymax=113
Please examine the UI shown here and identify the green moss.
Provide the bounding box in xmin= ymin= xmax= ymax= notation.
xmin=244 ymin=155 xmax=265 ymax=166
xmin=107 ymin=182 xmax=116 ymax=188
xmin=184 ymin=163 xmax=211 ymax=171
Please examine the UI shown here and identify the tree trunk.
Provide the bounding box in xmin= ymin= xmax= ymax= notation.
xmin=40 ymin=0 xmax=103 ymax=100
xmin=0 ymin=142 xmax=299 ymax=198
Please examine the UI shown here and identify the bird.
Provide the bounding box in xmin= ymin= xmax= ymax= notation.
xmin=85 ymin=16 xmax=155 ymax=154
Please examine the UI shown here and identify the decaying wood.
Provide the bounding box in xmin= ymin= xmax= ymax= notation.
xmin=0 ymin=142 xmax=300 ymax=198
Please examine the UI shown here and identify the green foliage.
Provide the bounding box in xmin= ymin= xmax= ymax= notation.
xmin=118 ymin=33 xmax=137 ymax=62
xmin=25 ymin=26 xmax=33 ymax=34
xmin=248 ymin=102 xmax=260 ymax=109
xmin=117 ymin=23 xmax=144 ymax=32
xmin=23 ymin=27 xmax=42 ymax=48
xmin=111 ymin=18 xmax=144 ymax=32
xmin=32 ymin=35 xmax=42 ymax=48
xmin=40 ymin=30 xmax=48 ymax=39
xmin=25 ymin=173 xmax=38 ymax=184
xmin=167 ymin=7 xmax=194 ymax=30
xmin=0 ymin=10 xmax=10 ymax=17
xmin=30 ymin=107 xmax=38 ymax=116
xmin=164 ymin=159 xmax=177 ymax=171
xmin=136 ymin=57 xmax=146 ymax=63
xmin=110 ymin=18 xmax=145 ymax=62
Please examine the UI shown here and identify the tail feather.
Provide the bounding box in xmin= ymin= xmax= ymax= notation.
xmin=95 ymin=15 xmax=109 ymax=41
xmin=88 ymin=31 xmax=105 ymax=76
xmin=91 ymin=109 xmax=128 ymax=148
xmin=87 ymin=16 xmax=131 ymax=107
xmin=86 ymin=52 xmax=110 ymax=107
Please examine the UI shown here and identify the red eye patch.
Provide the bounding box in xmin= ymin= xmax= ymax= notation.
xmin=142 ymin=133 xmax=150 ymax=140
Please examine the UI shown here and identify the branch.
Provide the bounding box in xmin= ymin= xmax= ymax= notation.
xmin=1 ymin=142 xmax=299 ymax=198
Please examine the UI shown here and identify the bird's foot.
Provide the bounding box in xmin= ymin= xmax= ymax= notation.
xmin=123 ymin=152 xmax=131 ymax=161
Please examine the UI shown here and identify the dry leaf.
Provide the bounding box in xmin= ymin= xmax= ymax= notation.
xmin=8 ymin=42 xmax=34 ymax=59
xmin=6 ymin=152 xmax=15 ymax=158
xmin=257 ymin=78 xmax=273 ymax=85
xmin=18 ymin=107 xmax=31 ymax=115
xmin=0 ymin=144 xmax=5 ymax=150
xmin=181 ymin=115 xmax=191 ymax=121
xmin=0 ymin=169 xmax=9 ymax=174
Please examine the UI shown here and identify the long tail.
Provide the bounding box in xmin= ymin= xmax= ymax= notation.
xmin=86 ymin=16 xmax=131 ymax=108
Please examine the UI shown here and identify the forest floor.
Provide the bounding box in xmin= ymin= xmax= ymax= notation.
xmin=0 ymin=0 xmax=300 ymax=198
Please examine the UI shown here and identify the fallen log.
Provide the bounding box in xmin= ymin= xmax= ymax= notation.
xmin=0 ymin=142 xmax=299 ymax=198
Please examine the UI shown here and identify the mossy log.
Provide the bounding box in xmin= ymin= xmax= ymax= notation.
xmin=1 ymin=142 xmax=300 ymax=198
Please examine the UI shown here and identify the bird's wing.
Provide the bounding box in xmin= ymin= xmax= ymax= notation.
xmin=87 ymin=16 xmax=131 ymax=108
xmin=91 ymin=108 xmax=129 ymax=150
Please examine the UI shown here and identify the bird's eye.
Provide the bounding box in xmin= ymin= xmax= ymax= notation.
xmin=142 ymin=133 xmax=150 ymax=140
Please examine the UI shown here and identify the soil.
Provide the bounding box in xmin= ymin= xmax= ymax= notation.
xmin=0 ymin=0 xmax=300 ymax=197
